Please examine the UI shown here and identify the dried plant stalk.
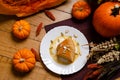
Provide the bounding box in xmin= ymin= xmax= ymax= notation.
xmin=87 ymin=37 xmax=119 ymax=59
xmin=97 ymin=50 xmax=120 ymax=64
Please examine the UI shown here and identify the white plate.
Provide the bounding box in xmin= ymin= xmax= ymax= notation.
xmin=40 ymin=26 xmax=89 ymax=75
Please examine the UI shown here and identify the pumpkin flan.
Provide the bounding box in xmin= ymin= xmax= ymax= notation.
xmin=56 ymin=37 xmax=75 ymax=64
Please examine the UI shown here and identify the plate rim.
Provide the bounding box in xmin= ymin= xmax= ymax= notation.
xmin=40 ymin=25 xmax=89 ymax=75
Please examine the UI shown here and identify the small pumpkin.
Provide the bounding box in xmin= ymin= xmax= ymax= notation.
xmin=93 ymin=2 xmax=120 ymax=37
xmin=72 ymin=1 xmax=91 ymax=20
xmin=12 ymin=20 xmax=31 ymax=39
xmin=13 ymin=48 xmax=36 ymax=72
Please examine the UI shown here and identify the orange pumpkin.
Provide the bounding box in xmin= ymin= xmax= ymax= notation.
xmin=93 ymin=2 xmax=120 ymax=37
xmin=72 ymin=1 xmax=91 ymax=20
xmin=0 ymin=0 xmax=66 ymax=17
xmin=12 ymin=20 xmax=31 ymax=39
xmin=13 ymin=48 xmax=36 ymax=72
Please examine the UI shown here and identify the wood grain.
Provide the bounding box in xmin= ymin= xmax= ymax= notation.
xmin=0 ymin=55 xmax=61 ymax=80
xmin=0 ymin=0 xmax=76 ymax=79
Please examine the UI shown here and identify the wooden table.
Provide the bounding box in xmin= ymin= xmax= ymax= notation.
xmin=0 ymin=0 xmax=80 ymax=80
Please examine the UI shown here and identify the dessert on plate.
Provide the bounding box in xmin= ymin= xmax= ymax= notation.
xmin=56 ymin=37 xmax=75 ymax=64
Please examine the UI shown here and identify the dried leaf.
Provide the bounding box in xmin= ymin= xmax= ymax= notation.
xmin=31 ymin=48 xmax=41 ymax=62
xmin=44 ymin=10 xmax=55 ymax=21
xmin=36 ymin=22 xmax=43 ymax=37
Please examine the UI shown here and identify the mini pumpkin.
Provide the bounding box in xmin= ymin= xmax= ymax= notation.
xmin=13 ymin=48 xmax=36 ymax=72
xmin=72 ymin=1 xmax=91 ymax=20
xmin=93 ymin=2 xmax=120 ymax=37
xmin=12 ymin=20 xmax=31 ymax=39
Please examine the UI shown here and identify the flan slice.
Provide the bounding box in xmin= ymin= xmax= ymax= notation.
xmin=56 ymin=37 xmax=75 ymax=64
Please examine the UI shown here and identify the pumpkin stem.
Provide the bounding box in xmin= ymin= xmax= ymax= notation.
xmin=19 ymin=58 xmax=25 ymax=63
xmin=18 ymin=26 xmax=23 ymax=31
xmin=111 ymin=4 xmax=120 ymax=17
xmin=79 ymin=7 xmax=83 ymax=11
